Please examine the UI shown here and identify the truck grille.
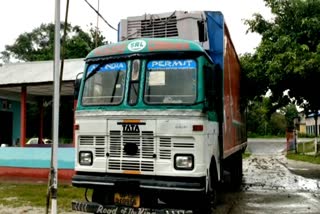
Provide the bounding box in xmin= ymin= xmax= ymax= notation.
xmin=79 ymin=136 xmax=106 ymax=146
xmin=108 ymin=131 xmax=155 ymax=172
xmin=159 ymin=137 xmax=171 ymax=159
xmin=127 ymin=16 xmax=178 ymax=39
xmin=79 ymin=136 xmax=106 ymax=158
xmin=78 ymin=134 xmax=195 ymax=171
xmin=79 ymin=136 xmax=94 ymax=146
xmin=159 ymin=137 xmax=195 ymax=160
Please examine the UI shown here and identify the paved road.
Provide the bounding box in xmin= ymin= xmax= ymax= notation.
xmin=214 ymin=139 xmax=320 ymax=214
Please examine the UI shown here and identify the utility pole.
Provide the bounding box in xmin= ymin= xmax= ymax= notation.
xmin=52 ymin=0 xmax=61 ymax=213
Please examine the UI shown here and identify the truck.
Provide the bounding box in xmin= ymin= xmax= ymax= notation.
xmin=72 ymin=11 xmax=247 ymax=214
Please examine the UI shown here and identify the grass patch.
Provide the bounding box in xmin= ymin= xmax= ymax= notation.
xmin=242 ymin=152 xmax=251 ymax=159
xmin=0 ymin=183 xmax=89 ymax=212
xmin=286 ymin=153 xmax=320 ymax=165
xmin=297 ymin=141 xmax=315 ymax=153
xmin=247 ymin=133 xmax=285 ymax=138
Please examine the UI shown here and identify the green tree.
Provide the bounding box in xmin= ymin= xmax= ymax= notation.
xmin=283 ymin=104 xmax=299 ymax=129
xmin=241 ymin=0 xmax=320 ymax=114
xmin=269 ymin=112 xmax=286 ymax=136
xmin=247 ymin=97 xmax=292 ymax=137
xmin=0 ymin=23 xmax=108 ymax=63
xmin=240 ymin=53 xmax=269 ymax=105
xmin=247 ymin=97 xmax=273 ymax=136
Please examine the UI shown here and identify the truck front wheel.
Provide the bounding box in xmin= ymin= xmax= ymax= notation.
xmin=195 ymin=164 xmax=217 ymax=213
xmin=196 ymin=189 xmax=215 ymax=214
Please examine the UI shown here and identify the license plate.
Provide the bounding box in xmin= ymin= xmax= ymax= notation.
xmin=114 ymin=193 xmax=140 ymax=208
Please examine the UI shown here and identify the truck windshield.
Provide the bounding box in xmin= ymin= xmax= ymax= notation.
xmin=82 ymin=62 xmax=126 ymax=105
xmin=144 ymin=59 xmax=197 ymax=104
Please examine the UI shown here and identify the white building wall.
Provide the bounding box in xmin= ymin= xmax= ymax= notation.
xmin=306 ymin=115 xmax=320 ymax=135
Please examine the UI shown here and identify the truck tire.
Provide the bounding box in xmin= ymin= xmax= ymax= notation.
xmin=195 ymin=194 xmax=211 ymax=214
xmin=195 ymin=162 xmax=218 ymax=214
xmin=229 ymin=152 xmax=243 ymax=191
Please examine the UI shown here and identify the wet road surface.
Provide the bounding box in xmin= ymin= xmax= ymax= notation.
xmin=214 ymin=139 xmax=320 ymax=214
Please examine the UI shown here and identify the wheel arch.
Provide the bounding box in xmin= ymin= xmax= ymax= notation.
xmin=209 ymin=156 xmax=219 ymax=184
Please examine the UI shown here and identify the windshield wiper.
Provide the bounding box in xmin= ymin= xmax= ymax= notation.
xmin=85 ymin=63 xmax=105 ymax=81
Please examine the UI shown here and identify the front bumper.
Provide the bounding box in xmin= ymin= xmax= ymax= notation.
xmin=72 ymin=201 xmax=193 ymax=213
xmin=72 ymin=172 xmax=206 ymax=192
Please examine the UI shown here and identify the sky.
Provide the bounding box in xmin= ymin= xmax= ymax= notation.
xmin=0 ymin=0 xmax=272 ymax=58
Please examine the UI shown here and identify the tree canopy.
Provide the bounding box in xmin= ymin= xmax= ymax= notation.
xmin=241 ymin=0 xmax=320 ymax=115
xmin=246 ymin=97 xmax=298 ymax=137
xmin=0 ymin=23 xmax=108 ymax=63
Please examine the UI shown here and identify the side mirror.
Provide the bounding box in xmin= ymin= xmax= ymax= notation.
xmin=197 ymin=20 xmax=207 ymax=42
xmin=74 ymin=72 xmax=83 ymax=100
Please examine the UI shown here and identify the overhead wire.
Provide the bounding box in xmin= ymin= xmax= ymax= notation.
xmin=83 ymin=0 xmax=118 ymax=31
xmin=95 ymin=0 xmax=100 ymax=47
xmin=59 ymin=0 xmax=70 ymax=93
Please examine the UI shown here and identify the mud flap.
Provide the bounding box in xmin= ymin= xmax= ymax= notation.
xmin=72 ymin=201 xmax=194 ymax=214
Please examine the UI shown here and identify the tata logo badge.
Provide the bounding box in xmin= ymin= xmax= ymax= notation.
xmin=122 ymin=124 xmax=140 ymax=133
xmin=117 ymin=120 xmax=146 ymax=133
xmin=128 ymin=40 xmax=146 ymax=52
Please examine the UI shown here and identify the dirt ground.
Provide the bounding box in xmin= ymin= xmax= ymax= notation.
xmin=213 ymin=140 xmax=320 ymax=214
xmin=0 ymin=139 xmax=319 ymax=214
xmin=0 ymin=204 xmax=84 ymax=214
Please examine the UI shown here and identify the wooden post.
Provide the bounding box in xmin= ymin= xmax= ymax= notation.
xmin=20 ymin=86 xmax=27 ymax=147
xmin=39 ymin=99 xmax=44 ymax=143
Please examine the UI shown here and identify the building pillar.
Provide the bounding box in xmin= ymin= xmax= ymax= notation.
xmin=39 ymin=99 xmax=44 ymax=144
xmin=20 ymin=86 xmax=27 ymax=147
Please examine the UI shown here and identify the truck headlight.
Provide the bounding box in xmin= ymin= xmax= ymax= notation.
xmin=174 ymin=154 xmax=194 ymax=170
xmin=79 ymin=151 xmax=93 ymax=166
